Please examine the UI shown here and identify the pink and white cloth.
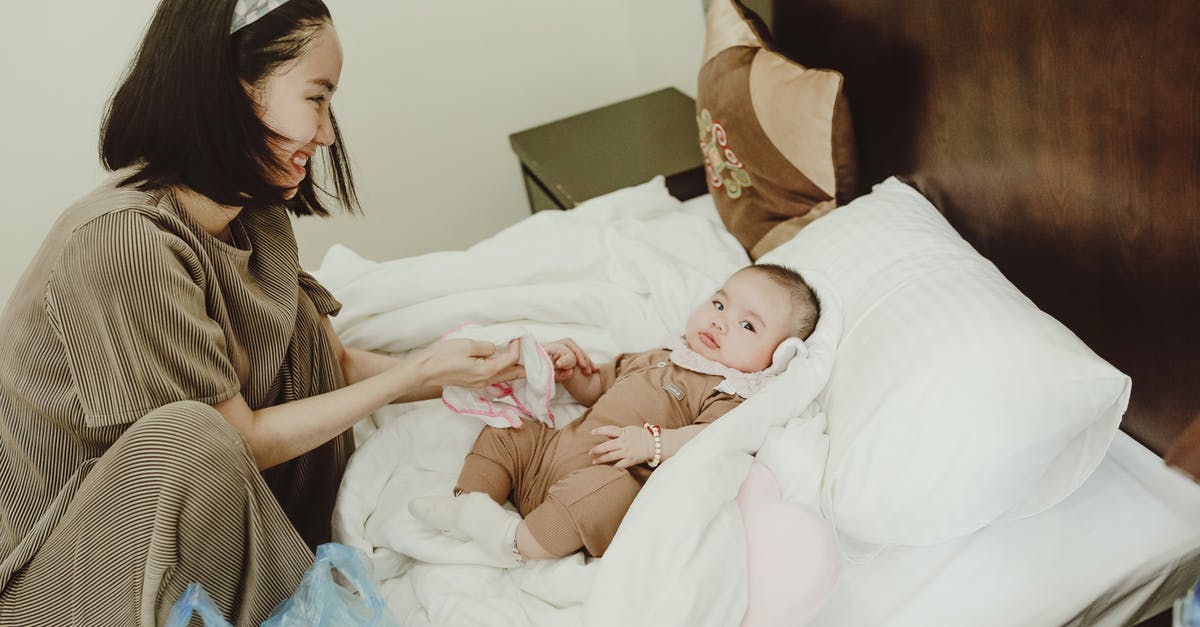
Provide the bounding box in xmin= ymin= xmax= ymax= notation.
xmin=441 ymin=325 xmax=557 ymax=429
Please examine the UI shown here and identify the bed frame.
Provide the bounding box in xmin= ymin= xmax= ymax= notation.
xmin=737 ymin=0 xmax=1200 ymax=459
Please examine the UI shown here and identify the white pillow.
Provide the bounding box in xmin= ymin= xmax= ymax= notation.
xmin=758 ymin=177 xmax=1131 ymax=546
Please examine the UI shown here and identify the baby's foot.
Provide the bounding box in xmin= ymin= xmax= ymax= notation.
xmin=409 ymin=494 xmax=470 ymax=541
xmin=411 ymin=492 xmax=525 ymax=568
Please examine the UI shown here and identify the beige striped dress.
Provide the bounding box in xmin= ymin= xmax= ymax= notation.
xmin=0 ymin=171 xmax=353 ymax=625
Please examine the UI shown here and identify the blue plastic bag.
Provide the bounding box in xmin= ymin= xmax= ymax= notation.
xmin=1176 ymin=577 xmax=1200 ymax=627
xmin=261 ymin=542 xmax=399 ymax=627
xmin=165 ymin=583 xmax=234 ymax=627
xmin=167 ymin=543 xmax=397 ymax=627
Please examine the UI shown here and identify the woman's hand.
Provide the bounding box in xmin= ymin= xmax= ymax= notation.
xmin=543 ymin=338 xmax=595 ymax=382
xmin=589 ymin=425 xmax=653 ymax=469
xmin=414 ymin=338 xmax=524 ymax=389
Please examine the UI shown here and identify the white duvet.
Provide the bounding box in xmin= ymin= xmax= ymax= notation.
xmin=317 ymin=178 xmax=842 ymax=626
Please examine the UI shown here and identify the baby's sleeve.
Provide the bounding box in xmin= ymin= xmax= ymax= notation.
xmin=595 ymin=352 xmax=642 ymax=394
xmin=694 ymin=394 xmax=742 ymax=425
xmin=45 ymin=213 xmax=240 ymax=429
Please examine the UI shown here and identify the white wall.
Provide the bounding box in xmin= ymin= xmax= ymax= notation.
xmin=0 ymin=1 xmax=705 ymax=304
xmin=2 ymin=1 xmax=159 ymax=299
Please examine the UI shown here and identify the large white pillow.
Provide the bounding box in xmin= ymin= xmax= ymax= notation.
xmin=758 ymin=177 xmax=1131 ymax=546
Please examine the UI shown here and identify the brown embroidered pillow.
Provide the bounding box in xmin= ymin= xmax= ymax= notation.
xmin=697 ymin=0 xmax=858 ymax=257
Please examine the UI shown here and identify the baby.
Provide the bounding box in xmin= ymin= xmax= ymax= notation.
xmin=411 ymin=263 xmax=820 ymax=566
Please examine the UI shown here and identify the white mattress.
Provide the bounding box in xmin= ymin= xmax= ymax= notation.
xmin=679 ymin=192 xmax=1200 ymax=626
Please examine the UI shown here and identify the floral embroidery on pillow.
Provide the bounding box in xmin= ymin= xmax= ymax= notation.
xmin=698 ymin=108 xmax=753 ymax=199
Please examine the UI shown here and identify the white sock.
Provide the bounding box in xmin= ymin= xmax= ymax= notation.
xmin=410 ymin=492 xmax=524 ymax=567
xmin=409 ymin=494 xmax=470 ymax=541
xmin=454 ymin=492 xmax=524 ymax=567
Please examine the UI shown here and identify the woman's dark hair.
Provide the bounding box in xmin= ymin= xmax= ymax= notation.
xmin=100 ymin=0 xmax=358 ymax=216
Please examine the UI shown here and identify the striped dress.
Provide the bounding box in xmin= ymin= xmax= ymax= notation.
xmin=0 ymin=171 xmax=353 ymax=625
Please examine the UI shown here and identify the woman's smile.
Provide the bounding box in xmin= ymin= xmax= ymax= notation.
xmin=289 ymin=150 xmax=311 ymax=178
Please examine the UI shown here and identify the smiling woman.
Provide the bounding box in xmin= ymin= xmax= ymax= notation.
xmin=249 ymin=28 xmax=343 ymax=199
xmin=0 ymin=1 xmax=524 ymax=624
xmin=100 ymin=0 xmax=355 ymax=221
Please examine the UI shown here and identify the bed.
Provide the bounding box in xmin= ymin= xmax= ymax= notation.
xmin=319 ymin=0 xmax=1200 ymax=624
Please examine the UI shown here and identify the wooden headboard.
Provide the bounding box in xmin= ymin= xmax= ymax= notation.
xmin=738 ymin=0 xmax=1200 ymax=456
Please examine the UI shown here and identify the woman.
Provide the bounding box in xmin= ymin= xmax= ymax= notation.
xmin=0 ymin=0 xmax=522 ymax=624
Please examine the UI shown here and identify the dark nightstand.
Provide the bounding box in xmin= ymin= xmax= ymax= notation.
xmin=509 ymin=88 xmax=708 ymax=213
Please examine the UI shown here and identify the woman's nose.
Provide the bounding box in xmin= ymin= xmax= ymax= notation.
xmin=314 ymin=111 xmax=336 ymax=147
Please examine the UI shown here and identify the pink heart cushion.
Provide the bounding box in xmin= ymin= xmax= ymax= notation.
xmin=736 ymin=462 xmax=841 ymax=627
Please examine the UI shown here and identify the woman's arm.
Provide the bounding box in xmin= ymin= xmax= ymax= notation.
xmin=215 ymin=361 xmax=425 ymax=469
xmin=323 ymin=317 xmax=441 ymax=402
xmin=216 ymin=320 xmax=522 ymax=469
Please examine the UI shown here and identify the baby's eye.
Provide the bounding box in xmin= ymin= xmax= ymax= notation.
xmin=712 ymin=300 xmax=724 ymax=311
xmin=740 ymin=321 xmax=755 ymax=332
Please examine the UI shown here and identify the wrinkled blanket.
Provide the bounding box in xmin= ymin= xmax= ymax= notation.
xmin=317 ymin=178 xmax=841 ymax=626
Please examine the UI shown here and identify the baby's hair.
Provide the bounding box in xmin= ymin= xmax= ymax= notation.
xmin=743 ymin=263 xmax=821 ymax=339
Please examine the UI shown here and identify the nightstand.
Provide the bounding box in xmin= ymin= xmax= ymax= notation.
xmin=508 ymin=88 xmax=708 ymax=213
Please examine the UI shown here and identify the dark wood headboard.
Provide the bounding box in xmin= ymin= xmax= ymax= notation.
xmin=740 ymin=0 xmax=1200 ymax=456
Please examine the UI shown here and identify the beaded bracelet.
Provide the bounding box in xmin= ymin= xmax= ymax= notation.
xmin=643 ymin=422 xmax=663 ymax=468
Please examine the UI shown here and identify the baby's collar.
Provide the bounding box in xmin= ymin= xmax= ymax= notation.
xmin=664 ymin=336 xmax=808 ymax=398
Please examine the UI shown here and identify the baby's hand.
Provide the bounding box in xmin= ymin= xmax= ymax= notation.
xmin=589 ymin=425 xmax=653 ymax=469
xmin=543 ymin=338 xmax=595 ymax=382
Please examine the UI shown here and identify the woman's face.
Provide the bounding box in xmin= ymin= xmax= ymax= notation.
xmin=254 ymin=24 xmax=343 ymax=199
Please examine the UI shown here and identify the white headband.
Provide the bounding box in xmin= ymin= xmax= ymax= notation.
xmin=231 ymin=0 xmax=292 ymax=33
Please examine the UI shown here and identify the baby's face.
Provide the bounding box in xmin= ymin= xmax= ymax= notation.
xmin=685 ymin=269 xmax=796 ymax=373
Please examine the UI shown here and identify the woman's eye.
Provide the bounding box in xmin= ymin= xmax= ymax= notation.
xmin=309 ymin=95 xmax=327 ymax=105
xmin=740 ymin=321 xmax=755 ymax=332
xmin=712 ymin=300 xmax=724 ymax=311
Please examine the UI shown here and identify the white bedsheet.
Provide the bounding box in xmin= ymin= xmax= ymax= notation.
xmin=320 ymin=184 xmax=1200 ymax=626
xmin=810 ymin=431 xmax=1200 ymax=626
